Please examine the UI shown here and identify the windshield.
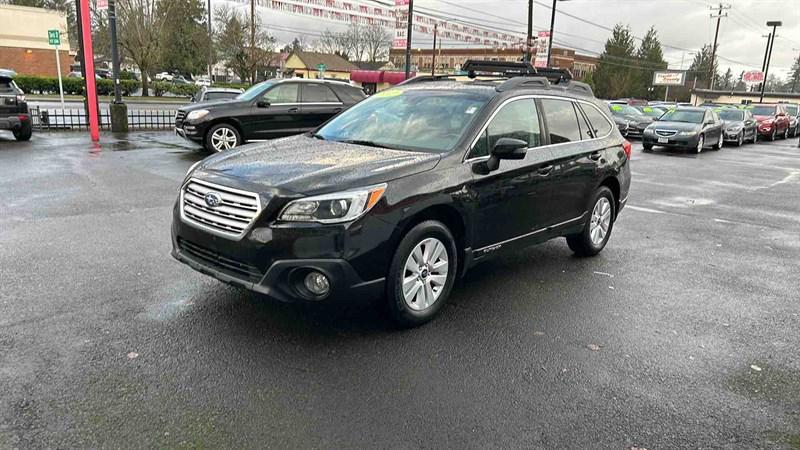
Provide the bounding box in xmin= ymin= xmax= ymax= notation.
xmin=719 ymin=110 xmax=744 ymax=121
xmin=751 ymin=105 xmax=776 ymax=116
xmin=660 ymin=109 xmax=705 ymax=124
xmin=315 ymin=89 xmax=490 ymax=153
xmin=636 ymin=106 xmax=665 ymax=118
xmin=785 ymin=105 xmax=798 ymax=115
xmin=609 ymin=104 xmax=643 ymax=117
xmin=236 ymin=80 xmax=277 ymax=101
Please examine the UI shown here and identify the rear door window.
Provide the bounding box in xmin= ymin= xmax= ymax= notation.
xmin=469 ymin=98 xmax=541 ymax=159
xmin=301 ymin=83 xmax=340 ymax=103
xmin=540 ymin=98 xmax=582 ymax=144
xmin=579 ymin=103 xmax=614 ymax=138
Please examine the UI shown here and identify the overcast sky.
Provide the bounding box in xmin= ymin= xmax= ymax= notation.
xmin=221 ymin=0 xmax=800 ymax=79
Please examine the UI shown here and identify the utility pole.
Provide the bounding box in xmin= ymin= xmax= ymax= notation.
xmin=708 ymin=3 xmax=730 ymax=90
xmin=250 ymin=0 xmax=256 ymax=83
xmin=431 ymin=24 xmax=437 ymax=76
xmin=109 ymin=0 xmax=121 ymax=104
xmin=761 ymin=21 xmax=782 ymax=102
xmin=207 ymin=0 xmax=213 ymax=80
xmin=404 ymin=0 xmax=414 ymax=79
xmin=546 ymin=0 xmax=556 ymax=67
xmin=525 ymin=0 xmax=533 ymax=64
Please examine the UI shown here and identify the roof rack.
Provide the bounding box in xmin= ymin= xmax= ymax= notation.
xmin=462 ymin=60 xmax=593 ymax=97
xmin=396 ymin=74 xmax=458 ymax=86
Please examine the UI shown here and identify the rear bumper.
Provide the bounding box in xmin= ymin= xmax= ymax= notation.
xmin=0 ymin=116 xmax=24 ymax=130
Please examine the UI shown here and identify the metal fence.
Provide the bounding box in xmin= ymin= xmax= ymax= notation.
xmin=29 ymin=107 xmax=176 ymax=132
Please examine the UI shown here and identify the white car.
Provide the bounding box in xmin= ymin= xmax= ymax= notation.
xmin=194 ymin=77 xmax=211 ymax=87
xmin=155 ymin=72 xmax=174 ymax=82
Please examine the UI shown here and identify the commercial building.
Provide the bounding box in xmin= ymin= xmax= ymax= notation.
xmin=0 ymin=4 xmax=72 ymax=77
xmin=691 ymin=89 xmax=800 ymax=106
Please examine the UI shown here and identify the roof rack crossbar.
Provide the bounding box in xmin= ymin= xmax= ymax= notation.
xmin=397 ymin=74 xmax=457 ymax=86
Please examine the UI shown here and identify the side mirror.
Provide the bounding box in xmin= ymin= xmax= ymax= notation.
xmin=491 ymin=138 xmax=528 ymax=160
xmin=256 ymin=100 xmax=270 ymax=108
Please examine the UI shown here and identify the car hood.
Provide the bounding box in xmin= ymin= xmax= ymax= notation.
xmin=722 ymin=120 xmax=745 ymax=128
xmin=193 ymin=134 xmax=441 ymax=195
xmin=648 ymin=121 xmax=701 ymax=132
xmin=625 ymin=115 xmax=653 ymax=124
xmin=180 ymin=98 xmax=248 ymax=112
xmin=753 ymin=115 xmax=773 ymax=122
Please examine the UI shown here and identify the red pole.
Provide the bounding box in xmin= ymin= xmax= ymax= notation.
xmin=78 ymin=0 xmax=99 ymax=141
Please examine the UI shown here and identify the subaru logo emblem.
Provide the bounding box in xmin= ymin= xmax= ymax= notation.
xmin=204 ymin=192 xmax=223 ymax=208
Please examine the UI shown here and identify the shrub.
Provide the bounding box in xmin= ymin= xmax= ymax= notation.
xmin=15 ymin=74 xmax=151 ymax=97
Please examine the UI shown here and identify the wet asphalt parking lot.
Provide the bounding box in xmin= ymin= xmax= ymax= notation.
xmin=0 ymin=131 xmax=798 ymax=449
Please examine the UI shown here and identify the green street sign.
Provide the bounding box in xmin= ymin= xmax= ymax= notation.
xmin=316 ymin=64 xmax=327 ymax=72
xmin=48 ymin=29 xmax=60 ymax=46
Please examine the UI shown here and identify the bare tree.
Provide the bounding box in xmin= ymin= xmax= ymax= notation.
xmin=363 ymin=24 xmax=391 ymax=62
xmin=116 ymin=0 xmax=173 ymax=95
xmin=214 ymin=4 xmax=275 ymax=84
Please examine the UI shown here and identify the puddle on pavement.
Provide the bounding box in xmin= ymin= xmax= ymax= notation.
xmin=140 ymin=295 xmax=196 ymax=322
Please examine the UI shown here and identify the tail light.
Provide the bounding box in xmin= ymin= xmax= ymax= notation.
xmin=622 ymin=140 xmax=632 ymax=160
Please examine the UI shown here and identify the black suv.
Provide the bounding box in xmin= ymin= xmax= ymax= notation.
xmin=175 ymin=78 xmax=366 ymax=152
xmin=0 ymin=69 xmax=32 ymax=141
xmin=171 ymin=61 xmax=631 ymax=327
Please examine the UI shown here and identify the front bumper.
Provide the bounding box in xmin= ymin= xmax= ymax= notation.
xmin=643 ymin=134 xmax=700 ymax=148
xmin=174 ymin=121 xmax=206 ymax=143
xmin=723 ymin=129 xmax=744 ymax=142
xmin=171 ymin=195 xmax=391 ymax=303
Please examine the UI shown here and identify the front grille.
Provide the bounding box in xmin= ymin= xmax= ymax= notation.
xmin=175 ymin=110 xmax=187 ymax=128
xmin=181 ymin=178 xmax=261 ymax=239
xmin=178 ymin=238 xmax=263 ymax=282
xmin=655 ymin=129 xmax=677 ymax=137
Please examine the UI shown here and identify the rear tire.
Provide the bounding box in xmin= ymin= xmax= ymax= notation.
xmin=386 ymin=220 xmax=458 ymax=328
xmin=783 ymin=128 xmax=789 ymax=140
xmin=566 ymin=186 xmax=615 ymax=257
xmin=13 ymin=122 xmax=32 ymax=141
xmin=713 ymin=135 xmax=723 ymax=151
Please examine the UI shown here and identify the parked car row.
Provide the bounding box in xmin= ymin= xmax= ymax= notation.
xmin=171 ymin=61 xmax=632 ymax=327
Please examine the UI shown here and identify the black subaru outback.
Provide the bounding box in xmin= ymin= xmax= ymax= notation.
xmin=0 ymin=69 xmax=32 ymax=141
xmin=171 ymin=61 xmax=631 ymax=327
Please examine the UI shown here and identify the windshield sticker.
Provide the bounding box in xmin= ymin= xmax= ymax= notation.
xmin=375 ymin=89 xmax=402 ymax=98
xmin=610 ymin=105 xmax=623 ymax=112
xmin=642 ymin=107 xmax=653 ymax=112
xmin=465 ymin=106 xmax=478 ymax=114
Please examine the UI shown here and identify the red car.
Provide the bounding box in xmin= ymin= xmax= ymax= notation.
xmin=751 ymin=103 xmax=791 ymax=141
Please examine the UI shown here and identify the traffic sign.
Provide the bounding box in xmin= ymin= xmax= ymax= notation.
xmin=47 ymin=29 xmax=61 ymax=46
xmin=316 ymin=64 xmax=327 ymax=72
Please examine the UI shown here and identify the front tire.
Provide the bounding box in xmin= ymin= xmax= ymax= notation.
xmin=713 ymin=135 xmax=723 ymax=151
xmin=204 ymin=123 xmax=241 ymax=152
xmin=736 ymin=131 xmax=744 ymax=147
xmin=694 ymin=134 xmax=704 ymax=153
xmin=769 ymin=128 xmax=776 ymax=141
xmin=783 ymin=128 xmax=789 ymax=140
xmin=386 ymin=221 xmax=458 ymax=328
xmin=566 ymin=187 xmax=615 ymax=257
xmin=13 ymin=122 xmax=32 ymax=141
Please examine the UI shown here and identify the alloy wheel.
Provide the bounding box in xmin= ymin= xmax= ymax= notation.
xmin=737 ymin=132 xmax=743 ymax=147
xmin=696 ymin=135 xmax=704 ymax=153
xmin=402 ymin=237 xmax=449 ymax=311
xmin=211 ymin=127 xmax=238 ymax=151
xmin=590 ymin=197 xmax=612 ymax=246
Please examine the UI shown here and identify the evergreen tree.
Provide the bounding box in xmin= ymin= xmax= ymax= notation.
xmin=788 ymin=53 xmax=800 ymax=93
xmin=635 ymin=27 xmax=667 ymax=99
xmin=687 ymin=44 xmax=718 ymax=89
xmin=720 ymin=68 xmax=733 ymax=90
xmin=158 ymin=0 xmax=210 ymax=76
xmin=593 ymin=24 xmax=638 ymax=99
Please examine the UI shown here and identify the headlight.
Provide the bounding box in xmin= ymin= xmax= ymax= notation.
xmin=678 ymin=131 xmax=698 ymax=136
xmin=643 ymin=127 xmax=655 ymax=134
xmin=726 ymin=125 xmax=743 ymax=132
xmin=186 ymin=109 xmax=210 ymax=121
xmin=279 ymin=184 xmax=387 ymax=224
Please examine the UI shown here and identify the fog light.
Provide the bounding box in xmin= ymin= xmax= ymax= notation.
xmin=304 ymin=271 xmax=330 ymax=296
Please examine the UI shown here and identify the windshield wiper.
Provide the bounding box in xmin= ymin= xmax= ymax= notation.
xmin=338 ymin=139 xmax=398 ymax=150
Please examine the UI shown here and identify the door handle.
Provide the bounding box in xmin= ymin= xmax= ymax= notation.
xmin=537 ymin=164 xmax=554 ymax=176
xmin=288 ymin=107 xmax=300 ymax=113
xmin=589 ymin=151 xmax=602 ymax=161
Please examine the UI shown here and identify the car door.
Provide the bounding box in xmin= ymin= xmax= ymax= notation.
xmin=299 ymin=82 xmax=344 ymax=131
xmin=744 ymin=110 xmax=757 ymax=140
xmin=244 ymin=82 xmax=302 ymax=140
xmin=467 ymin=97 xmax=558 ymax=251
xmin=701 ymin=110 xmax=720 ymax=144
xmin=542 ymin=98 xmax=607 ymax=226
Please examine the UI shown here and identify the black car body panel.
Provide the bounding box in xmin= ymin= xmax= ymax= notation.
xmin=175 ymin=79 xmax=365 ymax=148
xmin=0 ymin=70 xmax=31 ymax=135
xmin=172 ymin=78 xmax=631 ymax=305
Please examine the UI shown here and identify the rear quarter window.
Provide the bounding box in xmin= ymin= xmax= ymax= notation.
xmin=333 ymin=85 xmax=366 ymax=104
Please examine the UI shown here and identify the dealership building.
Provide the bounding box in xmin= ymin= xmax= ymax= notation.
xmin=0 ymin=4 xmax=72 ymax=77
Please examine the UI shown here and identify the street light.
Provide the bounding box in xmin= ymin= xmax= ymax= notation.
xmin=760 ymin=21 xmax=782 ymax=102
